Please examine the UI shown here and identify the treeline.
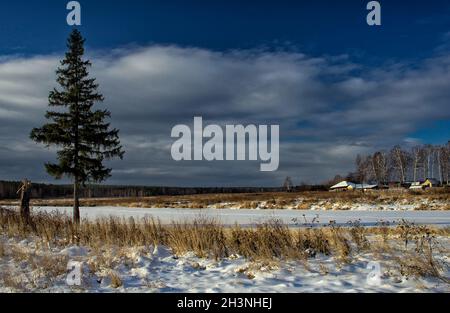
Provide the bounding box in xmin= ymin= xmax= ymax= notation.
xmin=0 ymin=180 xmax=289 ymax=200
xmin=344 ymin=142 xmax=450 ymax=185
xmin=0 ymin=180 xmax=330 ymax=200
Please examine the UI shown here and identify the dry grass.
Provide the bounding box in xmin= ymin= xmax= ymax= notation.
xmin=348 ymin=220 xmax=370 ymax=252
xmin=33 ymin=254 xmax=69 ymax=278
xmin=0 ymin=240 xmax=5 ymax=257
xmin=7 ymin=245 xmax=68 ymax=277
xmin=327 ymin=221 xmax=352 ymax=264
xmin=398 ymin=255 xmax=448 ymax=283
xmin=167 ymin=218 xmax=228 ymax=259
xmin=1 ymin=207 xmax=449 ymax=284
xmin=1 ymin=189 xmax=449 ymax=210
xmin=296 ymin=228 xmax=331 ymax=256
xmin=0 ymin=270 xmax=24 ymax=290
xmin=0 ymin=240 xmax=69 ymax=291
xmin=395 ymin=230 xmax=450 ymax=284
xmin=109 ymin=271 xmax=123 ymax=288
xmin=229 ymin=220 xmax=300 ymax=260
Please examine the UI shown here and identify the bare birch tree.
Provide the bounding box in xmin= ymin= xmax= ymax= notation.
xmin=389 ymin=145 xmax=409 ymax=183
xmin=438 ymin=146 xmax=449 ymax=185
xmin=411 ymin=146 xmax=425 ymax=182
xmin=372 ymin=151 xmax=388 ymax=184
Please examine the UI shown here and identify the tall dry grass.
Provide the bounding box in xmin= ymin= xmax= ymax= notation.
xmin=395 ymin=224 xmax=450 ymax=284
xmin=1 ymin=207 xmax=449 ymax=283
xmin=0 ymin=207 xmax=349 ymax=261
xmin=167 ymin=218 xmax=228 ymax=259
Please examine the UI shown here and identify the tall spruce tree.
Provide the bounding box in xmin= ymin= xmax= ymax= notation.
xmin=30 ymin=29 xmax=124 ymax=223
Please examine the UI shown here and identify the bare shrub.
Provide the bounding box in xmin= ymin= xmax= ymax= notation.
xmin=390 ymin=222 xmax=450 ymax=283
xmin=375 ymin=220 xmax=391 ymax=243
xmin=397 ymin=242 xmax=449 ymax=284
xmin=347 ymin=220 xmax=370 ymax=252
xmin=327 ymin=221 xmax=352 ymax=263
xmin=397 ymin=219 xmax=416 ymax=250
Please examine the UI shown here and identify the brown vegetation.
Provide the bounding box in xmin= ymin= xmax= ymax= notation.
xmin=1 ymin=189 xmax=449 ymax=210
xmin=1 ymin=207 xmax=449 ymax=285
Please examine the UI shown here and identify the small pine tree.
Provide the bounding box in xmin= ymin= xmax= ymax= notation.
xmin=30 ymin=29 xmax=124 ymax=223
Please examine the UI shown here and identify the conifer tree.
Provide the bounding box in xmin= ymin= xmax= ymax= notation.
xmin=30 ymin=29 xmax=124 ymax=223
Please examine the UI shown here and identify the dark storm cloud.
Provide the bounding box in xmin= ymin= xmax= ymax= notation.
xmin=0 ymin=46 xmax=449 ymax=186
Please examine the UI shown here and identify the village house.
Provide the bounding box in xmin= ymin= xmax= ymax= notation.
xmin=329 ymin=181 xmax=356 ymax=191
xmin=329 ymin=181 xmax=378 ymax=192
xmin=409 ymin=178 xmax=440 ymax=190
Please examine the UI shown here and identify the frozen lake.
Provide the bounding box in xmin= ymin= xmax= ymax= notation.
xmin=28 ymin=206 xmax=450 ymax=227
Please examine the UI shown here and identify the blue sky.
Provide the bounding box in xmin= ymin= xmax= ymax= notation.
xmin=0 ymin=0 xmax=449 ymax=186
xmin=2 ymin=0 xmax=450 ymax=62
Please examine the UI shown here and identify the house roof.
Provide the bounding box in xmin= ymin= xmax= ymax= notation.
xmin=330 ymin=181 xmax=379 ymax=190
xmin=330 ymin=181 xmax=356 ymax=189
xmin=355 ymin=184 xmax=378 ymax=189
xmin=424 ymin=178 xmax=439 ymax=184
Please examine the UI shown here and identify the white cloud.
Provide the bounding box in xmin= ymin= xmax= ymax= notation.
xmin=0 ymin=46 xmax=449 ymax=185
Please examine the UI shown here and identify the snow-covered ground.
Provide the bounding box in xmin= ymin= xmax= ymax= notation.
xmin=207 ymin=197 xmax=449 ymax=210
xmin=2 ymin=206 xmax=449 ymax=292
xmin=1 ymin=235 xmax=449 ymax=293
xmin=27 ymin=206 xmax=450 ymax=227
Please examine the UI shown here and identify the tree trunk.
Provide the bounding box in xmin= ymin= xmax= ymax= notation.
xmin=371 ymin=160 xmax=378 ymax=184
xmin=413 ymin=157 xmax=418 ymax=182
xmin=18 ymin=179 xmax=31 ymax=224
xmin=437 ymin=150 xmax=443 ymax=184
xmin=430 ymin=153 xmax=434 ymax=178
xmin=73 ymin=177 xmax=80 ymax=224
xmin=423 ymin=151 xmax=428 ymax=179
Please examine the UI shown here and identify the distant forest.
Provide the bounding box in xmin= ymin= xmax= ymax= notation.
xmin=0 ymin=180 xmax=330 ymax=199
xmin=0 ymin=181 xmax=272 ymax=199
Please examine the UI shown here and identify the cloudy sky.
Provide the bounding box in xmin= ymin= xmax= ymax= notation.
xmin=0 ymin=0 xmax=450 ymax=186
